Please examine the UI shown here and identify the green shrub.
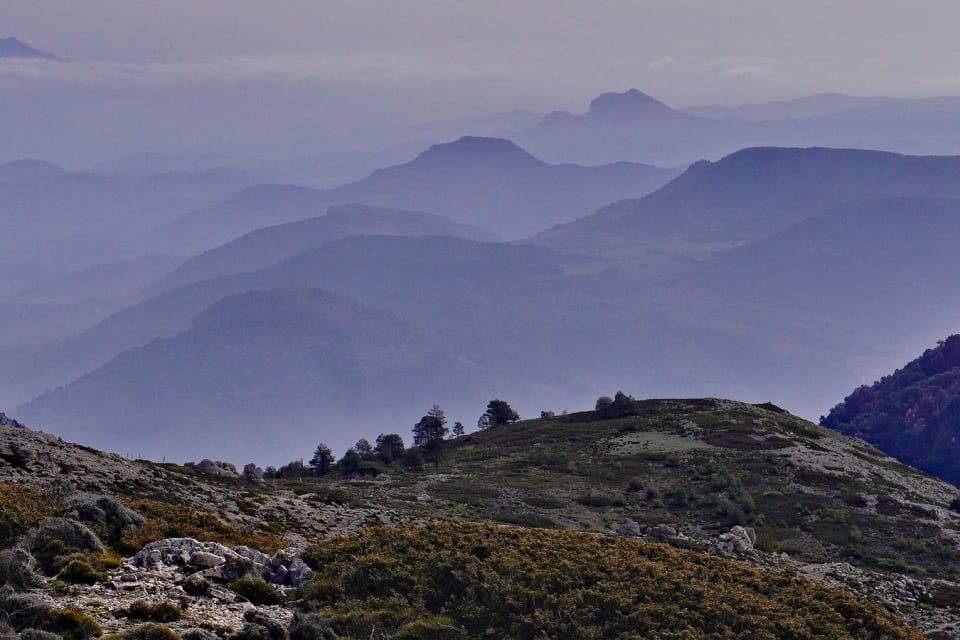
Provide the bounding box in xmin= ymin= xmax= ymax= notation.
xmin=394 ymin=616 xmax=462 ymax=640
xmin=227 ymin=578 xmax=284 ymax=605
xmin=98 ymin=552 xmax=122 ymax=570
xmin=45 ymin=608 xmax=103 ymax=640
xmin=122 ymin=624 xmax=180 ymax=640
xmin=59 ymin=560 xmax=107 ymax=585
xmin=302 ymin=522 xmax=920 ymax=640
xmin=125 ymin=600 xmax=181 ymax=623
xmin=288 ymin=613 xmax=337 ymax=640
xmin=666 ymin=486 xmax=690 ymax=509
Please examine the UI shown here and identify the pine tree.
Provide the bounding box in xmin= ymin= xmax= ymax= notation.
xmin=309 ymin=443 xmax=334 ymax=476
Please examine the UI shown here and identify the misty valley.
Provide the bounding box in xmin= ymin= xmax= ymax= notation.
xmin=4 ymin=25 xmax=960 ymax=640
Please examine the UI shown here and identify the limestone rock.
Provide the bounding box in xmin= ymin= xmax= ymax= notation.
xmin=132 ymin=538 xmax=241 ymax=568
xmin=714 ymin=526 xmax=756 ymax=554
xmin=189 ymin=552 xmax=226 ymax=569
xmin=615 ymin=519 xmax=642 ymax=538
xmin=645 ymin=524 xmax=679 ymax=540
xmin=196 ymin=459 xmax=240 ymax=478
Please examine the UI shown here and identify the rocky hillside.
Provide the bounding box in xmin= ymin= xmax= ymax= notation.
xmin=822 ymin=335 xmax=960 ymax=486
xmin=2 ymin=398 xmax=960 ymax=638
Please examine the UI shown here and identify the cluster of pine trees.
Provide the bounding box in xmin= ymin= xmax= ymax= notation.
xmin=267 ymin=399 xmax=519 ymax=479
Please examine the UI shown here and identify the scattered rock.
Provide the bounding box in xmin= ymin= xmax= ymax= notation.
xmin=645 ymin=524 xmax=679 ymax=540
xmin=198 ymin=558 xmax=255 ymax=583
xmin=0 ymin=412 xmax=25 ymax=429
xmin=615 ymin=519 xmax=641 ymax=538
xmin=196 ymin=460 xmax=240 ymax=478
xmin=130 ymin=538 xmax=312 ymax=588
xmin=133 ymin=539 xmax=241 ymax=569
xmin=714 ymin=526 xmax=756 ymax=554
xmin=189 ymin=552 xmax=225 ymax=569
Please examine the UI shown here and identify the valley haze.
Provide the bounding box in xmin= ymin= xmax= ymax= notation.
xmin=2 ymin=6 xmax=960 ymax=470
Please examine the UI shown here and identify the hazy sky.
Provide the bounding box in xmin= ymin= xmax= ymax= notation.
xmin=3 ymin=1 xmax=960 ymax=163
xmin=6 ymin=1 xmax=960 ymax=108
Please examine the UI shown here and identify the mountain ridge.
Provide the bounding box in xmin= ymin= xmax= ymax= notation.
xmin=532 ymin=146 xmax=960 ymax=247
xmin=144 ymin=136 xmax=678 ymax=251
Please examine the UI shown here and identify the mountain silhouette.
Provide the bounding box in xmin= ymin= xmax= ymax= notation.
xmin=534 ymin=146 xmax=960 ymax=247
xmin=144 ymin=136 xmax=678 ymax=251
xmin=0 ymin=37 xmax=60 ymax=60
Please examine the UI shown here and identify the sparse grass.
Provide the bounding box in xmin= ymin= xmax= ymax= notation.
xmin=427 ymin=481 xmax=498 ymax=507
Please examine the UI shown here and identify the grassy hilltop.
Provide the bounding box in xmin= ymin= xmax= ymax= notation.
xmin=2 ymin=397 xmax=958 ymax=638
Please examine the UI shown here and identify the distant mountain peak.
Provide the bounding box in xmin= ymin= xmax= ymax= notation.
xmin=0 ymin=37 xmax=60 ymax=61
xmin=413 ymin=136 xmax=543 ymax=167
xmin=0 ymin=158 xmax=66 ymax=181
xmin=587 ymin=88 xmax=681 ymax=121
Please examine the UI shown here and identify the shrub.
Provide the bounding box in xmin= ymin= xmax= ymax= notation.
xmin=575 ymin=493 xmax=624 ymax=508
xmin=0 ymin=589 xmax=51 ymax=631
xmin=596 ymin=391 xmax=641 ymax=419
xmin=115 ymin=498 xmax=285 ymax=555
xmin=181 ymin=574 xmax=211 ymax=597
xmin=293 ymin=576 xmax=340 ymax=604
xmin=18 ymin=630 xmax=62 ymax=640
xmin=394 ymin=616 xmax=462 ymax=640
xmin=0 ymin=485 xmax=54 ymax=548
xmin=67 ymin=494 xmax=145 ymax=545
xmin=401 ymin=448 xmax=425 ymax=471
xmin=98 ymin=552 xmax=122 ymax=570
xmin=0 ymin=549 xmax=41 ymax=590
xmin=122 ymin=624 xmax=181 ymax=640
xmin=27 ymin=518 xmax=104 ymax=557
xmin=666 ymin=487 xmax=690 ymax=509
xmin=125 ymin=600 xmax=182 ymax=623
xmin=237 ymin=610 xmax=286 ymax=640
xmin=302 ymin=522 xmax=920 ymax=640
xmin=45 ymin=608 xmax=103 ymax=640
xmin=229 ymin=625 xmax=271 ymax=640
xmin=227 ymin=578 xmax=284 ymax=606
xmin=58 ymin=560 xmax=107 ymax=585
xmin=287 ymin=613 xmax=337 ymax=640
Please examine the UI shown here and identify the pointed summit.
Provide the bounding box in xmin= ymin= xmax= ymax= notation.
xmin=0 ymin=37 xmax=61 ymax=61
xmin=587 ymin=89 xmax=684 ymax=121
